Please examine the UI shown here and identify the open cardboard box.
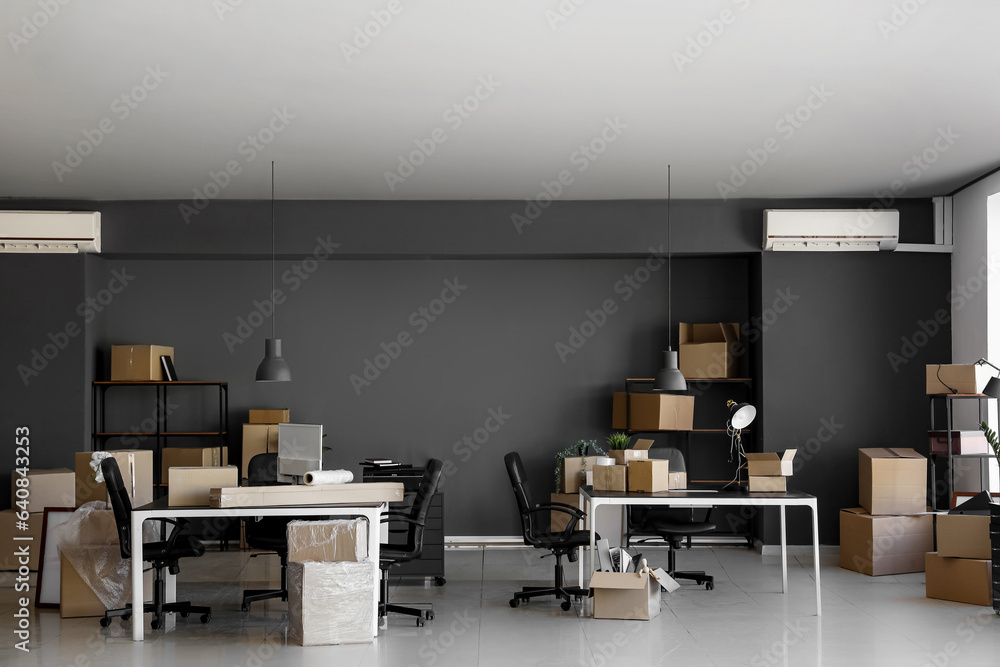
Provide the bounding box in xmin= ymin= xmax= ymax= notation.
xmin=925 ymin=364 xmax=991 ymax=395
xmin=678 ymin=322 xmax=740 ymax=378
xmin=610 ymin=438 xmax=653 ymax=466
xmin=612 ymin=393 xmax=694 ymax=431
xmin=746 ymin=450 xmax=796 ymax=476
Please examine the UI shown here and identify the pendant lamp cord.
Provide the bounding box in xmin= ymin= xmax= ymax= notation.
xmin=667 ymin=164 xmax=672 ymax=350
xmin=270 ymin=160 xmax=276 ymax=340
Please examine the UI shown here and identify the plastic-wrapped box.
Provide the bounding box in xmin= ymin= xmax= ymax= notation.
xmin=287 ymin=560 xmax=375 ymax=645
xmin=286 ymin=518 xmax=367 ymax=562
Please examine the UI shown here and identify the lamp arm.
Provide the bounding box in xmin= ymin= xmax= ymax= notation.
xmin=976 ymin=358 xmax=1000 ymax=373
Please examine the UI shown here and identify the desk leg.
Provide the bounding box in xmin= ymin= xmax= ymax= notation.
xmin=131 ymin=513 xmax=144 ymax=642
xmin=368 ymin=506 xmax=382 ymax=637
xmin=810 ymin=501 xmax=822 ymax=616
xmin=578 ymin=493 xmax=585 ymax=586
xmin=780 ymin=504 xmax=787 ymax=594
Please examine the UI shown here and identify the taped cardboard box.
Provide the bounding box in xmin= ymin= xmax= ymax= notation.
xmin=59 ymin=551 xmax=153 ymax=618
xmin=628 ymin=459 xmax=670 ymax=493
xmin=858 ymin=448 xmax=927 ymax=516
xmin=10 ymin=468 xmax=74 ymax=514
xmin=612 ymin=393 xmax=695 ymax=431
xmin=668 ymin=471 xmax=687 ymax=490
xmin=110 ymin=345 xmax=174 ymax=381
xmin=593 ymin=465 xmax=627 ymax=492
xmin=211 ymin=482 xmax=404 ymax=508
xmin=162 ymin=446 xmax=229 ymax=484
xmin=287 ymin=560 xmax=375 ymax=645
xmin=936 ymin=513 xmax=991 ymax=560
xmin=561 ymin=456 xmax=610 ymax=494
xmin=249 ymin=408 xmax=291 ymax=424
xmin=74 ymin=450 xmax=153 ymax=507
xmin=168 ymin=466 xmax=239 ymax=506
xmin=0 ymin=509 xmax=43 ymax=570
xmin=926 ymin=364 xmax=990 ymax=395
xmin=678 ymin=322 xmax=740 ymax=378
xmin=550 ymin=493 xmax=581 ymax=533
xmin=839 ymin=508 xmax=933 ymax=576
xmin=589 ymin=570 xmax=664 ymax=620
xmin=286 ymin=519 xmax=368 ymax=563
xmin=610 ymin=438 xmax=653 ymax=466
xmin=749 ymin=476 xmax=786 ymax=492
xmin=241 ymin=424 xmax=279 ymax=478
xmin=925 ymin=552 xmax=992 ymax=606
xmin=746 ymin=450 xmax=796 ymax=477
xmin=928 ymin=431 xmax=990 ymax=456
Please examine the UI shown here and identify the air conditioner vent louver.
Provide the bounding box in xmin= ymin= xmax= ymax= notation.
xmin=763 ymin=209 xmax=898 ymax=252
xmin=0 ymin=211 xmax=101 ymax=253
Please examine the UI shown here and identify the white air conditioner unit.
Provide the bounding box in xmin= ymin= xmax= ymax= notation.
xmin=763 ymin=209 xmax=899 ymax=252
xmin=0 ymin=211 xmax=101 ymax=253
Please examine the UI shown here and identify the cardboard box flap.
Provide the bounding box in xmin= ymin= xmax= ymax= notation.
xmin=678 ymin=322 xmax=740 ymax=345
xmin=589 ymin=571 xmax=648 ymax=591
xmin=780 ymin=450 xmax=796 ymax=463
xmin=861 ymin=447 xmax=923 ymax=460
xmin=633 ymin=439 xmax=654 ymax=452
xmin=744 ymin=453 xmax=770 ymax=462
xmin=841 ymin=507 xmax=868 ymax=516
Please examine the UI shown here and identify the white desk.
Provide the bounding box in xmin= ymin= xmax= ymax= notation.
xmin=578 ymin=486 xmax=822 ymax=616
xmin=129 ymin=498 xmax=387 ymax=641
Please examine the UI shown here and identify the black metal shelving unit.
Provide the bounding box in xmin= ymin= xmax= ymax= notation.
xmin=928 ymin=393 xmax=996 ymax=510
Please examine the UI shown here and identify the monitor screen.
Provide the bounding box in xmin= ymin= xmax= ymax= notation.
xmin=277 ymin=423 xmax=323 ymax=483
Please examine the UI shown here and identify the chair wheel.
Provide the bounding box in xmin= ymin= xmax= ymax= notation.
xmin=241 ymin=602 xmax=250 ymax=612
xmin=99 ymin=617 xmax=111 ymax=627
xmin=561 ymin=600 xmax=572 ymax=611
xmin=200 ymin=614 xmax=211 ymax=624
xmin=416 ymin=618 xmax=425 ymax=627
xmin=435 ymin=577 xmax=446 ymax=586
xmin=122 ymin=613 xmax=131 ymax=622
xmin=706 ymin=582 xmax=715 ymax=590
xmin=180 ymin=612 xmax=188 ymax=618
xmin=150 ymin=619 xmax=161 ymax=630
xmin=509 ymin=598 xmax=519 ymax=608
xmin=426 ymin=611 xmax=435 ymax=620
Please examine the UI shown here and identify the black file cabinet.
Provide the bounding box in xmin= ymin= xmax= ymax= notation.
xmin=363 ymin=465 xmax=445 ymax=585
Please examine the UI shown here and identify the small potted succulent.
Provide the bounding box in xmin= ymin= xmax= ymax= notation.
xmin=606 ymin=432 xmax=634 ymax=465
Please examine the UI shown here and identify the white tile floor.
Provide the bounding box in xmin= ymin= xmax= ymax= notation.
xmin=1 ymin=545 xmax=998 ymax=666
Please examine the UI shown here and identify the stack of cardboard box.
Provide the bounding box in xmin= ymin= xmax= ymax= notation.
xmin=74 ymin=450 xmax=153 ymax=507
xmin=241 ymin=408 xmax=289 ymax=479
xmin=1 ymin=469 xmax=75 ymax=571
xmin=746 ymin=450 xmax=797 ymax=492
xmin=840 ymin=448 xmax=932 ymax=576
xmin=926 ymin=509 xmax=993 ymax=606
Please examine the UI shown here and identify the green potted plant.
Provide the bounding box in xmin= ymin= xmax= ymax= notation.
xmin=606 ymin=432 xmax=633 ymax=465
xmin=554 ymin=439 xmax=609 ymax=493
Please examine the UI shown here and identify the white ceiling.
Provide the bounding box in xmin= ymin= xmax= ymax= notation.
xmin=2 ymin=0 xmax=999 ymax=201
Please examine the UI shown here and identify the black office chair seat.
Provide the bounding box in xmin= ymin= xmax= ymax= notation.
xmin=532 ymin=530 xmax=591 ymax=552
xmin=143 ymin=536 xmax=205 ymax=564
xmin=643 ymin=511 xmax=716 ymax=590
xmin=645 ymin=518 xmax=716 ymax=536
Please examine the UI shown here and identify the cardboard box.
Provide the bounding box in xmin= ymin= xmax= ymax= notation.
xmin=59 ymin=552 xmax=153 ymax=618
xmin=628 ymin=459 xmax=670 ymax=493
xmin=241 ymin=424 xmax=279 ymax=478
xmin=110 ymin=345 xmax=174 ymax=381
xmin=839 ymin=508 xmax=933 ymax=576
xmin=589 ymin=570 xmax=662 ymax=620
xmin=678 ymin=322 xmax=740 ymax=379
xmin=168 ymin=466 xmax=239 ymax=506
xmin=561 ymin=456 xmax=612 ymax=494
xmin=668 ymin=471 xmax=687 ymax=490
xmin=746 ymin=450 xmax=796 ymax=477
xmin=936 ymin=514 xmax=991 ymax=560
xmin=0 ymin=509 xmax=44 ymax=570
xmin=612 ymin=393 xmax=695 ymax=431
xmin=287 ymin=560 xmax=375 ymax=645
xmin=287 ymin=519 xmax=368 ymax=563
xmin=925 ymin=364 xmax=990 ymax=395
xmin=162 ymin=447 xmax=229 ymax=484
xmin=593 ymin=465 xmax=627 ymax=492
xmin=858 ymin=448 xmax=927 ymax=516
xmin=10 ymin=468 xmax=74 ymax=514
xmin=249 ymin=408 xmax=291 ymax=424
xmin=550 ymin=493 xmax=581 ymax=533
xmin=749 ymin=476 xmax=786 ymax=492
xmin=928 ymin=431 xmax=990 ymax=456
xmin=211 ymin=482 xmax=404 ymax=508
xmin=610 ymin=438 xmax=653 ymax=466
xmin=75 ymin=450 xmax=154 ymax=507
xmin=925 ymin=552 xmax=992 ymax=606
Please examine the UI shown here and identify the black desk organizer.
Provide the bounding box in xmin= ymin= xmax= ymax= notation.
xmin=363 ymin=465 xmax=445 ymax=586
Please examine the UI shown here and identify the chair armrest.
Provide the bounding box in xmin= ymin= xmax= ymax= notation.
xmin=532 ymin=503 xmax=586 ymax=520
xmin=547 ymin=501 xmax=587 ymax=517
xmin=381 ymin=514 xmax=424 ymax=535
xmin=151 ymin=517 xmax=189 ymax=550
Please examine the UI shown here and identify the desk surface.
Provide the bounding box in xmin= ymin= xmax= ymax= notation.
xmin=579 ymin=486 xmax=815 ymax=501
xmin=134 ymin=498 xmax=388 ymax=511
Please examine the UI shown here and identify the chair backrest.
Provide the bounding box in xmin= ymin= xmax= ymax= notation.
xmin=101 ymin=456 xmax=133 ymax=560
xmin=504 ymin=452 xmax=539 ymax=544
xmin=247 ymin=452 xmax=283 ymax=487
xmin=395 ymin=459 xmax=444 ymax=555
xmin=659 ymin=447 xmax=686 ymax=473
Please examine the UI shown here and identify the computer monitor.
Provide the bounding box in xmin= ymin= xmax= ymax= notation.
xmin=277 ymin=423 xmax=323 ymax=484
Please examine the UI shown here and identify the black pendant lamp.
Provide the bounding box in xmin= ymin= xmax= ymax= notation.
xmin=653 ymin=165 xmax=687 ymax=393
xmin=255 ymin=161 xmax=291 ymax=382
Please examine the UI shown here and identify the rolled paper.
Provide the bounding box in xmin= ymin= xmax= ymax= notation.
xmin=303 ymin=469 xmax=354 ymax=485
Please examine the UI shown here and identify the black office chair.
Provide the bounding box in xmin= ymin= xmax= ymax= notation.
xmin=379 ymin=458 xmax=444 ymax=627
xmin=625 ymin=447 xmax=715 ymax=590
xmin=241 ymin=452 xmax=292 ymax=611
xmin=99 ymin=457 xmax=211 ymax=629
xmin=505 ymin=451 xmax=591 ymax=611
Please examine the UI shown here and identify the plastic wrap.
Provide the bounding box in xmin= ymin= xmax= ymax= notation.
xmin=286 ymin=518 xmax=368 ymax=563
xmin=51 ymin=502 xmax=157 ymax=609
xmin=303 ymin=469 xmax=353 ymax=485
xmin=287 ymin=560 xmax=375 ymax=645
